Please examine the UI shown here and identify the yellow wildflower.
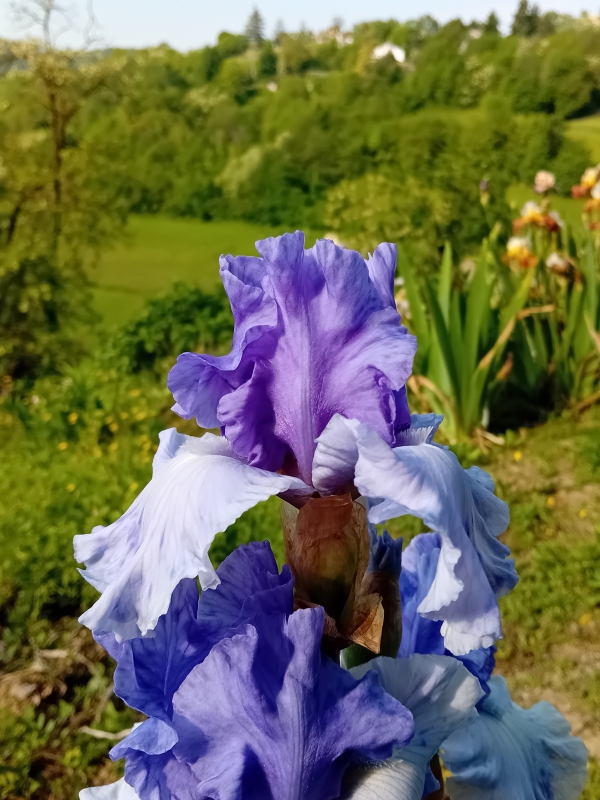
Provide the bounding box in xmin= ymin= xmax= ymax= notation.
xmin=58 ymin=441 xmax=68 ymax=451
xmin=68 ymin=412 xmax=78 ymax=425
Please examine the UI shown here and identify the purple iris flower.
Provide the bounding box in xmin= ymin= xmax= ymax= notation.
xmin=95 ymin=541 xmax=293 ymax=722
xmin=168 ymin=233 xmax=416 ymax=483
xmin=84 ymin=542 xmax=414 ymax=800
xmin=75 ymin=235 xmax=517 ymax=659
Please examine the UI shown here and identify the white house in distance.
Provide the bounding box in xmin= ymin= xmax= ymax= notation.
xmin=371 ymin=42 xmax=406 ymax=63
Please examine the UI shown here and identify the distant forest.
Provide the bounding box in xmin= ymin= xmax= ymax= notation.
xmin=2 ymin=2 xmax=600 ymax=260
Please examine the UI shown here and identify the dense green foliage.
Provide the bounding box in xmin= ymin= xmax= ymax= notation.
xmin=400 ymin=203 xmax=600 ymax=438
xmin=2 ymin=7 xmax=598 ymax=283
xmin=94 ymin=36 xmax=591 ymax=243
xmin=0 ymin=35 xmax=129 ymax=383
xmin=112 ymin=283 xmax=233 ymax=374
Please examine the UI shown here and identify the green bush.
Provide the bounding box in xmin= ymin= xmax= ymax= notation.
xmin=0 ymin=256 xmax=89 ymax=385
xmin=111 ymin=283 xmax=233 ymax=375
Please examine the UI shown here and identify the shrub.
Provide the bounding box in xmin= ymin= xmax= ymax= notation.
xmin=111 ymin=283 xmax=233 ymax=375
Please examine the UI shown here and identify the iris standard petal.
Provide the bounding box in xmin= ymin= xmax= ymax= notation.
xmin=80 ymin=779 xmax=140 ymax=800
xmin=98 ymin=541 xmax=294 ymax=721
xmin=443 ymin=676 xmax=588 ymax=800
xmin=75 ymin=429 xmax=308 ymax=639
xmin=167 ymin=257 xmax=278 ymax=431
xmin=342 ymin=654 xmax=483 ymax=800
xmin=169 ymin=608 xmax=414 ymax=800
xmin=194 ymin=539 xmax=294 ymax=634
xmin=365 ymin=243 xmax=397 ymax=308
xmin=169 ymin=233 xmax=416 ymax=484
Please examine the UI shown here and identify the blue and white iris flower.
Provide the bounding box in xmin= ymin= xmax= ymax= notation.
xmin=77 ymin=234 xmax=587 ymax=800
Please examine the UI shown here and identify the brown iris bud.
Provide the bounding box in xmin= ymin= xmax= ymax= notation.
xmin=360 ymin=560 xmax=401 ymax=660
xmin=281 ymin=494 xmax=384 ymax=656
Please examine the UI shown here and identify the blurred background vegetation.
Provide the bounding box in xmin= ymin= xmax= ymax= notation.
xmin=2 ymin=0 xmax=600 ymax=797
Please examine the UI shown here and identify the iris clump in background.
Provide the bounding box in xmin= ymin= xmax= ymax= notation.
xmin=2 ymin=0 xmax=600 ymax=797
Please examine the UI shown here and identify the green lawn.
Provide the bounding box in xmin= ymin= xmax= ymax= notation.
xmin=568 ymin=115 xmax=600 ymax=163
xmin=91 ymin=217 xmax=321 ymax=327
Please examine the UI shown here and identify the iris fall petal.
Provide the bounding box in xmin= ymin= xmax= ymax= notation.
xmin=443 ymin=676 xmax=588 ymax=800
xmin=75 ymin=429 xmax=306 ymax=639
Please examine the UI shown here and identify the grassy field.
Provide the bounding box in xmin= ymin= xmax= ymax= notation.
xmin=91 ymin=217 xmax=322 ymax=328
xmin=568 ymin=115 xmax=600 ymax=163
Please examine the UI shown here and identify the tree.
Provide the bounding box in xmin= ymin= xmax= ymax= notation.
xmin=245 ymin=8 xmax=265 ymax=47
xmin=216 ymin=31 xmax=248 ymax=58
xmin=258 ymin=41 xmax=277 ymax=77
xmin=277 ymin=34 xmax=313 ymax=75
xmin=484 ymin=12 xmax=500 ymax=34
xmin=537 ymin=12 xmax=559 ymax=37
xmin=273 ymin=19 xmax=285 ymax=44
xmin=512 ymin=1 xmax=540 ymax=37
xmin=324 ymin=173 xmax=451 ymax=266
xmin=0 ymin=0 xmax=129 ymax=383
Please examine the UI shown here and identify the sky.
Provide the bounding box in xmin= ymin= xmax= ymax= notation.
xmin=0 ymin=0 xmax=597 ymax=51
